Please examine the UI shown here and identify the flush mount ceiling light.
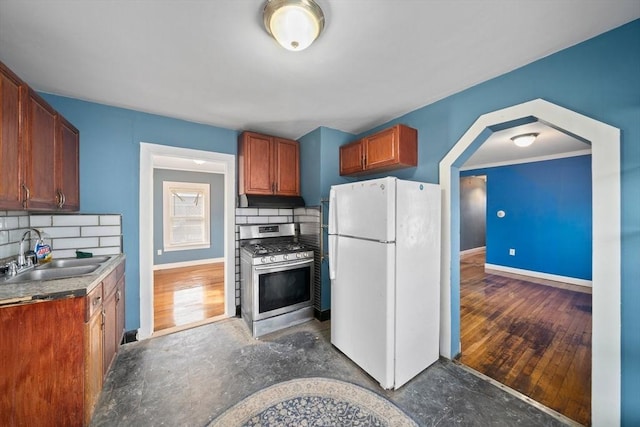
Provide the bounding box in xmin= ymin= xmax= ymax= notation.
xmin=511 ymin=133 xmax=539 ymax=147
xmin=263 ymin=0 xmax=325 ymax=51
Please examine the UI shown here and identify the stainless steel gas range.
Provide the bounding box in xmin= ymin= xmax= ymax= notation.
xmin=239 ymin=223 xmax=314 ymax=337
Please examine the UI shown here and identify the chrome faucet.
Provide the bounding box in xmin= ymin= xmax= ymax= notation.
xmin=18 ymin=228 xmax=42 ymax=267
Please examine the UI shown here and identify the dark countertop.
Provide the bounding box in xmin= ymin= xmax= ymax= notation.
xmin=0 ymin=254 xmax=126 ymax=306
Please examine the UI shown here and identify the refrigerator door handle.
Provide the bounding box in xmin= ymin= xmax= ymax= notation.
xmin=328 ymin=235 xmax=337 ymax=280
xmin=328 ymin=188 xmax=337 ymax=235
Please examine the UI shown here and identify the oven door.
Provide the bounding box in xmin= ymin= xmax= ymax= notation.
xmin=252 ymin=258 xmax=314 ymax=321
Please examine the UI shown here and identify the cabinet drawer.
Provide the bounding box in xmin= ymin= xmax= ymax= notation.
xmin=86 ymin=283 xmax=103 ymax=321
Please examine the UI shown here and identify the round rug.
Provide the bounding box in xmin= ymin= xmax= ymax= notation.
xmin=209 ymin=377 xmax=417 ymax=427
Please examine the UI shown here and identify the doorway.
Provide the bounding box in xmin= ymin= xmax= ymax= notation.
xmin=439 ymin=99 xmax=621 ymax=424
xmin=139 ymin=143 xmax=236 ymax=339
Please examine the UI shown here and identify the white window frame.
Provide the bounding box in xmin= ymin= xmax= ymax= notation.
xmin=162 ymin=181 xmax=210 ymax=252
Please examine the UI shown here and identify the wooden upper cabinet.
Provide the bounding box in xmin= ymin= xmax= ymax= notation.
xmin=56 ymin=115 xmax=80 ymax=211
xmin=0 ymin=62 xmax=24 ymax=209
xmin=339 ymin=124 xmax=418 ymax=176
xmin=238 ymin=131 xmax=300 ymax=196
xmin=273 ymin=137 xmax=300 ymax=196
xmin=339 ymin=140 xmax=364 ymax=176
xmin=24 ymin=88 xmax=58 ymax=209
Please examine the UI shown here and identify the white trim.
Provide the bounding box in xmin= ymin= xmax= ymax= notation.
xmin=153 ymin=257 xmax=225 ymax=271
xmin=460 ymin=246 xmax=486 ymax=256
xmin=439 ymin=98 xmax=620 ymax=426
xmin=484 ymin=263 xmax=592 ymax=288
xmin=139 ymin=143 xmax=236 ymax=341
xmin=460 ymin=148 xmax=592 ymax=171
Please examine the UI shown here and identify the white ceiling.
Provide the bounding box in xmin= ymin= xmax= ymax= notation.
xmin=0 ymin=0 xmax=637 ymax=164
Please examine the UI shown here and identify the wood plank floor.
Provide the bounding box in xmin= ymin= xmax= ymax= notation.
xmin=459 ymin=251 xmax=592 ymax=426
xmin=153 ymin=263 xmax=225 ymax=332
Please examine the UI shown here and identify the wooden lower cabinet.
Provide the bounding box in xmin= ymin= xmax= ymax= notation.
xmin=0 ymin=258 xmax=126 ymax=426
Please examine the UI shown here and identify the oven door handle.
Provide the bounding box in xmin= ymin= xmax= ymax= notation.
xmin=254 ymin=259 xmax=313 ymax=271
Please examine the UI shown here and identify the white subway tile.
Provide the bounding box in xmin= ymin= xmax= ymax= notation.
xmin=90 ymin=247 xmax=122 ymax=256
xmin=0 ymin=217 xmax=19 ymax=230
xmin=18 ymin=216 xmax=30 ymax=228
xmin=99 ymin=215 xmax=121 ymax=226
xmin=235 ymin=216 xmax=247 ymax=224
xmin=29 ymin=215 xmax=52 ymax=227
xmin=278 ymin=208 xmax=293 ymax=216
xmin=6 ymin=211 xmax=25 ymax=216
xmin=268 ymin=216 xmax=288 ymax=223
xmin=293 ymin=207 xmax=307 ymax=215
xmin=99 ymin=236 xmax=121 ymax=247
xmin=236 ymin=208 xmax=258 ymax=216
xmin=53 ymin=215 xmax=99 ymax=226
xmin=247 ymin=217 xmax=265 ymax=224
xmin=0 ymin=243 xmax=19 ymax=259
xmin=0 ymin=231 xmax=8 ymax=245
xmin=258 ymin=208 xmax=279 ymax=216
xmin=52 ymin=237 xmax=100 ymax=250
xmin=39 ymin=227 xmax=81 ymax=238
xmin=52 ymin=249 xmax=77 ymax=259
xmin=81 ymin=226 xmax=121 ymax=237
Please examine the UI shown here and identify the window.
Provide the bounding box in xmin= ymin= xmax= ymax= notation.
xmin=163 ymin=181 xmax=210 ymax=251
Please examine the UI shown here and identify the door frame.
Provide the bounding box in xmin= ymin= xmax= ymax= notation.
xmin=439 ymin=98 xmax=620 ymax=425
xmin=138 ymin=142 xmax=236 ymax=339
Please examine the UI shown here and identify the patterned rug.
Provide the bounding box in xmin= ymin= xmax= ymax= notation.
xmin=209 ymin=377 xmax=417 ymax=427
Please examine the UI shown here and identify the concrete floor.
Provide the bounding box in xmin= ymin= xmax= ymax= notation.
xmin=90 ymin=318 xmax=569 ymax=426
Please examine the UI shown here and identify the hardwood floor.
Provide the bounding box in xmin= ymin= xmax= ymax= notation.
xmin=153 ymin=263 xmax=225 ymax=332
xmin=460 ymin=251 xmax=592 ymax=426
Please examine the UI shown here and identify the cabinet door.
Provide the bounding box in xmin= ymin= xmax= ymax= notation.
xmin=240 ymin=132 xmax=274 ymax=195
xmin=339 ymin=140 xmax=364 ymax=176
xmin=116 ymin=275 xmax=126 ymax=346
xmin=56 ymin=115 xmax=80 ymax=211
xmin=1 ymin=297 xmax=85 ymax=426
xmin=85 ymin=308 xmax=103 ymax=426
xmin=103 ymin=290 xmax=117 ymax=375
xmin=24 ymin=89 xmax=57 ymax=209
xmin=364 ymin=127 xmax=398 ymax=170
xmin=0 ymin=63 xmax=23 ymax=209
xmin=273 ymin=138 xmax=299 ymax=196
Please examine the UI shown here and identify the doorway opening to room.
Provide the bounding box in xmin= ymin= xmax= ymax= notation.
xmin=439 ymin=99 xmax=621 ymax=426
xmin=139 ymin=143 xmax=236 ymax=340
xmin=152 ymin=172 xmax=226 ymax=333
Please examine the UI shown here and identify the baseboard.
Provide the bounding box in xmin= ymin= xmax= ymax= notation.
xmin=460 ymin=246 xmax=486 ymax=257
xmin=153 ymin=257 xmax=224 ymax=271
xmin=485 ymin=263 xmax=592 ymax=288
xmin=314 ymin=308 xmax=331 ymax=321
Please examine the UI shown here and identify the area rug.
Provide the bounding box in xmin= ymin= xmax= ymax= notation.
xmin=209 ymin=377 xmax=417 ymax=426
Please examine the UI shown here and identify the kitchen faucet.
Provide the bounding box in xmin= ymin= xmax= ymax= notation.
xmin=18 ymin=228 xmax=42 ymax=267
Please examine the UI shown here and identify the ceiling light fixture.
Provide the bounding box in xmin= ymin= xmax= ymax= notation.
xmin=511 ymin=133 xmax=538 ymax=147
xmin=263 ymin=0 xmax=325 ymax=51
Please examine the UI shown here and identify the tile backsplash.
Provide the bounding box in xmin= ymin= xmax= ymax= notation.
xmin=0 ymin=211 xmax=122 ymax=262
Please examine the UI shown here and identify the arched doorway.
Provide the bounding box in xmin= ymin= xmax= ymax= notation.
xmin=438 ymin=99 xmax=621 ymax=425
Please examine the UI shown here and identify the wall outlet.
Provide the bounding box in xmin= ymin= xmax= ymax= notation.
xmin=157 ymin=249 xmax=162 ymax=255
xmin=509 ymin=248 xmax=516 ymax=256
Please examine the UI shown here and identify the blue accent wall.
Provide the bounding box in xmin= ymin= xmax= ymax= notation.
xmin=464 ymin=155 xmax=592 ymax=280
xmin=153 ymin=169 xmax=225 ymax=265
xmin=40 ymin=19 xmax=640 ymax=422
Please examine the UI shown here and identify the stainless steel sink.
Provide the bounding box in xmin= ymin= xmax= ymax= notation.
xmin=4 ymin=264 xmax=100 ymax=284
xmin=37 ymin=256 xmax=111 ymax=269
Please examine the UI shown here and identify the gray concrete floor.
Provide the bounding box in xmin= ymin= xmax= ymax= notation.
xmin=91 ymin=318 xmax=569 ymax=426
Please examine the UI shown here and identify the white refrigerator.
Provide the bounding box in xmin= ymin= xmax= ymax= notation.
xmin=328 ymin=176 xmax=441 ymax=389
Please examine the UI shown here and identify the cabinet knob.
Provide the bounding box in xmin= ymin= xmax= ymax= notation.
xmin=21 ymin=184 xmax=30 ymax=208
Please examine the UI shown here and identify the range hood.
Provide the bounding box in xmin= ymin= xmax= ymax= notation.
xmin=238 ymin=194 xmax=305 ymax=208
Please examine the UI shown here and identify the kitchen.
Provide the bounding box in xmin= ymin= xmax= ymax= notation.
xmin=0 ymin=1 xmax=638 ymax=426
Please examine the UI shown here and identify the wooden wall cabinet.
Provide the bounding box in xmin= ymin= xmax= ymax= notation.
xmin=238 ymin=131 xmax=300 ymax=196
xmin=339 ymin=124 xmax=418 ymax=176
xmin=0 ymin=60 xmax=79 ymax=211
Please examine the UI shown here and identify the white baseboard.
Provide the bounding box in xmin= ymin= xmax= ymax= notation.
xmin=485 ymin=263 xmax=592 ymax=288
xmin=153 ymin=257 xmax=224 ymax=271
xmin=460 ymin=246 xmax=486 ymax=257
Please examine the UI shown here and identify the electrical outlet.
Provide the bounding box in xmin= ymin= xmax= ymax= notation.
xmin=157 ymin=249 xmax=162 ymax=255
xmin=509 ymin=248 xmax=515 ymax=256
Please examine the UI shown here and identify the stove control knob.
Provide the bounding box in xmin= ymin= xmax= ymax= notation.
xmin=260 ymin=257 xmax=267 ymax=264
xmin=270 ymin=256 xmax=276 ymax=262
xmin=283 ymin=254 xmax=288 ymax=260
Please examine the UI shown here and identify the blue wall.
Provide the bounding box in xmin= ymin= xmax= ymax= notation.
xmin=39 ymin=94 xmax=238 ymax=333
xmin=463 ymin=155 xmax=592 ymax=280
xmin=153 ymin=169 xmax=225 ymax=265
xmin=41 ymin=19 xmax=639 ymax=422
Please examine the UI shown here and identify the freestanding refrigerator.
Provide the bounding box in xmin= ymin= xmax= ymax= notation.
xmin=328 ymin=176 xmax=441 ymax=389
